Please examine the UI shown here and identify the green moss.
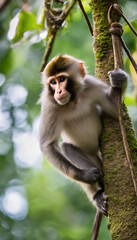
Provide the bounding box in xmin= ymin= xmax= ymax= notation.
xmin=91 ymin=0 xmax=113 ymax=64
xmin=90 ymin=0 xmax=137 ymax=239
xmin=122 ymin=104 xmax=137 ymax=175
xmin=95 ymin=31 xmax=111 ymax=61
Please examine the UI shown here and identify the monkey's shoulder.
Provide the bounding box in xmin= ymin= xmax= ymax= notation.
xmin=84 ymin=75 xmax=108 ymax=87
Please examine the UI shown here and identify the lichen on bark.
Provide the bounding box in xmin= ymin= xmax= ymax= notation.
xmin=90 ymin=0 xmax=137 ymax=239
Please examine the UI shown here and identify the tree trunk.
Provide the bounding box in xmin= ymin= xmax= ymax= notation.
xmin=90 ymin=0 xmax=137 ymax=239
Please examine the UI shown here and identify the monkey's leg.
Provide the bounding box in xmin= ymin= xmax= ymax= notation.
xmin=61 ymin=142 xmax=107 ymax=215
xmin=81 ymin=183 xmax=108 ymax=216
xmin=60 ymin=142 xmax=102 ymax=170
xmin=43 ymin=143 xmax=103 ymax=184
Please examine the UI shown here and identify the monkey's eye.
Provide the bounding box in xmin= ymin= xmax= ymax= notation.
xmin=59 ymin=76 xmax=66 ymax=82
xmin=50 ymin=79 xmax=56 ymax=85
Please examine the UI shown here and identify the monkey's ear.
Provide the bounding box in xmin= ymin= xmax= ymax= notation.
xmin=79 ymin=62 xmax=86 ymax=78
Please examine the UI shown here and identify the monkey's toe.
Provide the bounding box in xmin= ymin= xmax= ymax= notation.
xmin=93 ymin=190 xmax=108 ymax=216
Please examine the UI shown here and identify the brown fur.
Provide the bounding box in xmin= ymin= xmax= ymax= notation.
xmin=45 ymin=55 xmax=74 ymax=77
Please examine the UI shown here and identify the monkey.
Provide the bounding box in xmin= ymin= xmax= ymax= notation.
xmin=39 ymin=55 xmax=127 ymax=238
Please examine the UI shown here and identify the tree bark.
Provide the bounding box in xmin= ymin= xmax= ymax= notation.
xmin=90 ymin=0 xmax=137 ymax=239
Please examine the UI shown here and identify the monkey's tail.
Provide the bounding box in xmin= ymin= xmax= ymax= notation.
xmin=91 ymin=211 xmax=102 ymax=240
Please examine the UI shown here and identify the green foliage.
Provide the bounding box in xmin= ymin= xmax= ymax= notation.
xmin=125 ymin=95 xmax=137 ymax=106
xmin=12 ymin=11 xmax=40 ymax=43
xmin=0 ymin=0 xmax=136 ymax=240
xmin=123 ymin=19 xmax=137 ymax=53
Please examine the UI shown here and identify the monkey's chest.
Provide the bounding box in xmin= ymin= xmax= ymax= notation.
xmin=62 ymin=109 xmax=102 ymax=153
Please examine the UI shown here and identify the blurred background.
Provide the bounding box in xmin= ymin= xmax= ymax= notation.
xmin=0 ymin=0 xmax=137 ymax=239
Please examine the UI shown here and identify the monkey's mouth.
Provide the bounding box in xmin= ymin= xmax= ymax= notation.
xmin=58 ymin=96 xmax=66 ymax=101
xmin=57 ymin=94 xmax=70 ymax=105
xmin=58 ymin=96 xmax=68 ymax=104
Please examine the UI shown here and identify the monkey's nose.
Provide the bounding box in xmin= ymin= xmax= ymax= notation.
xmin=57 ymin=89 xmax=62 ymax=94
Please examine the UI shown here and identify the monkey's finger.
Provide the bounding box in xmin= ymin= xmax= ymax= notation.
xmin=98 ymin=201 xmax=108 ymax=215
xmin=101 ymin=192 xmax=108 ymax=201
xmin=101 ymin=207 xmax=108 ymax=216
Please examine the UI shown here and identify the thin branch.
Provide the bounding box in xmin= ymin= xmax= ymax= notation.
xmin=77 ymin=0 xmax=93 ymax=36
xmin=91 ymin=212 xmax=102 ymax=240
xmin=120 ymin=37 xmax=137 ymax=73
xmin=40 ymin=0 xmax=76 ymax=72
xmin=109 ymin=5 xmax=137 ymax=73
xmin=40 ymin=32 xmax=57 ymax=72
xmin=113 ymin=4 xmax=137 ymax=37
xmin=58 ymin=0 xmax=77 ymax=21
xmin=117 ymin=91 xmax=137 ymax=196
xmin=0 ymin=0 xmax=11 ymax=12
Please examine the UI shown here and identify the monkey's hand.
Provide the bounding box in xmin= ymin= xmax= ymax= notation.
xmin=93 ymin=190 xmax=108 ymax=216
xmin=80 ymin=168 xmax=103 ymax=184
xmin=108 ymin=68 xmax=128 ymax=89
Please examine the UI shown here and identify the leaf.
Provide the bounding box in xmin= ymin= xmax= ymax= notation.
xmin=81 ymin=0 xmax=91 ymax=13
xmin=131 ymin=19 xmax=137 ymax=30
xmin=123 ymin=19 xmax=137 ymax=36
xmin=12 ymin=10 xmax=42 ymax=43
xmin=129 ymin=50 xmax=137 ymax=90
xmin=125 ymin=95 xmax=137 ymax=106
xmin=123 ymin=19 xmax=137 ymax=53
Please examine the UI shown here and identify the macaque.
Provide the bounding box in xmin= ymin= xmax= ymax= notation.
xmin=39 ymin=55 xmax=127 ymax=220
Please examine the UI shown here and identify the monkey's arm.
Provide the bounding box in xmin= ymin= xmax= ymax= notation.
xmin=40 ymin=106 xmax=101 ymax=184
xmin=60 ymin=142 xmax=102 ymax=170
xmin=100 ymin=68 xmax=128 ymax=115
xmin=85 ymin=69 xmax=127 ymax=117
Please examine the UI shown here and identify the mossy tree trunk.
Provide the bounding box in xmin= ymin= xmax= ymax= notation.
xmin=90 ymin=0 xmax=137 ymax=239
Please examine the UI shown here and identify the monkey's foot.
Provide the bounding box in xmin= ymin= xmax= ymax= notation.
xmin=93 ymin=190 xmax=108 ymax=216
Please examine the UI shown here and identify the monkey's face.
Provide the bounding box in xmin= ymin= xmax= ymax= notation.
xmin=48 ymin=73 xmax=71 ymax=105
